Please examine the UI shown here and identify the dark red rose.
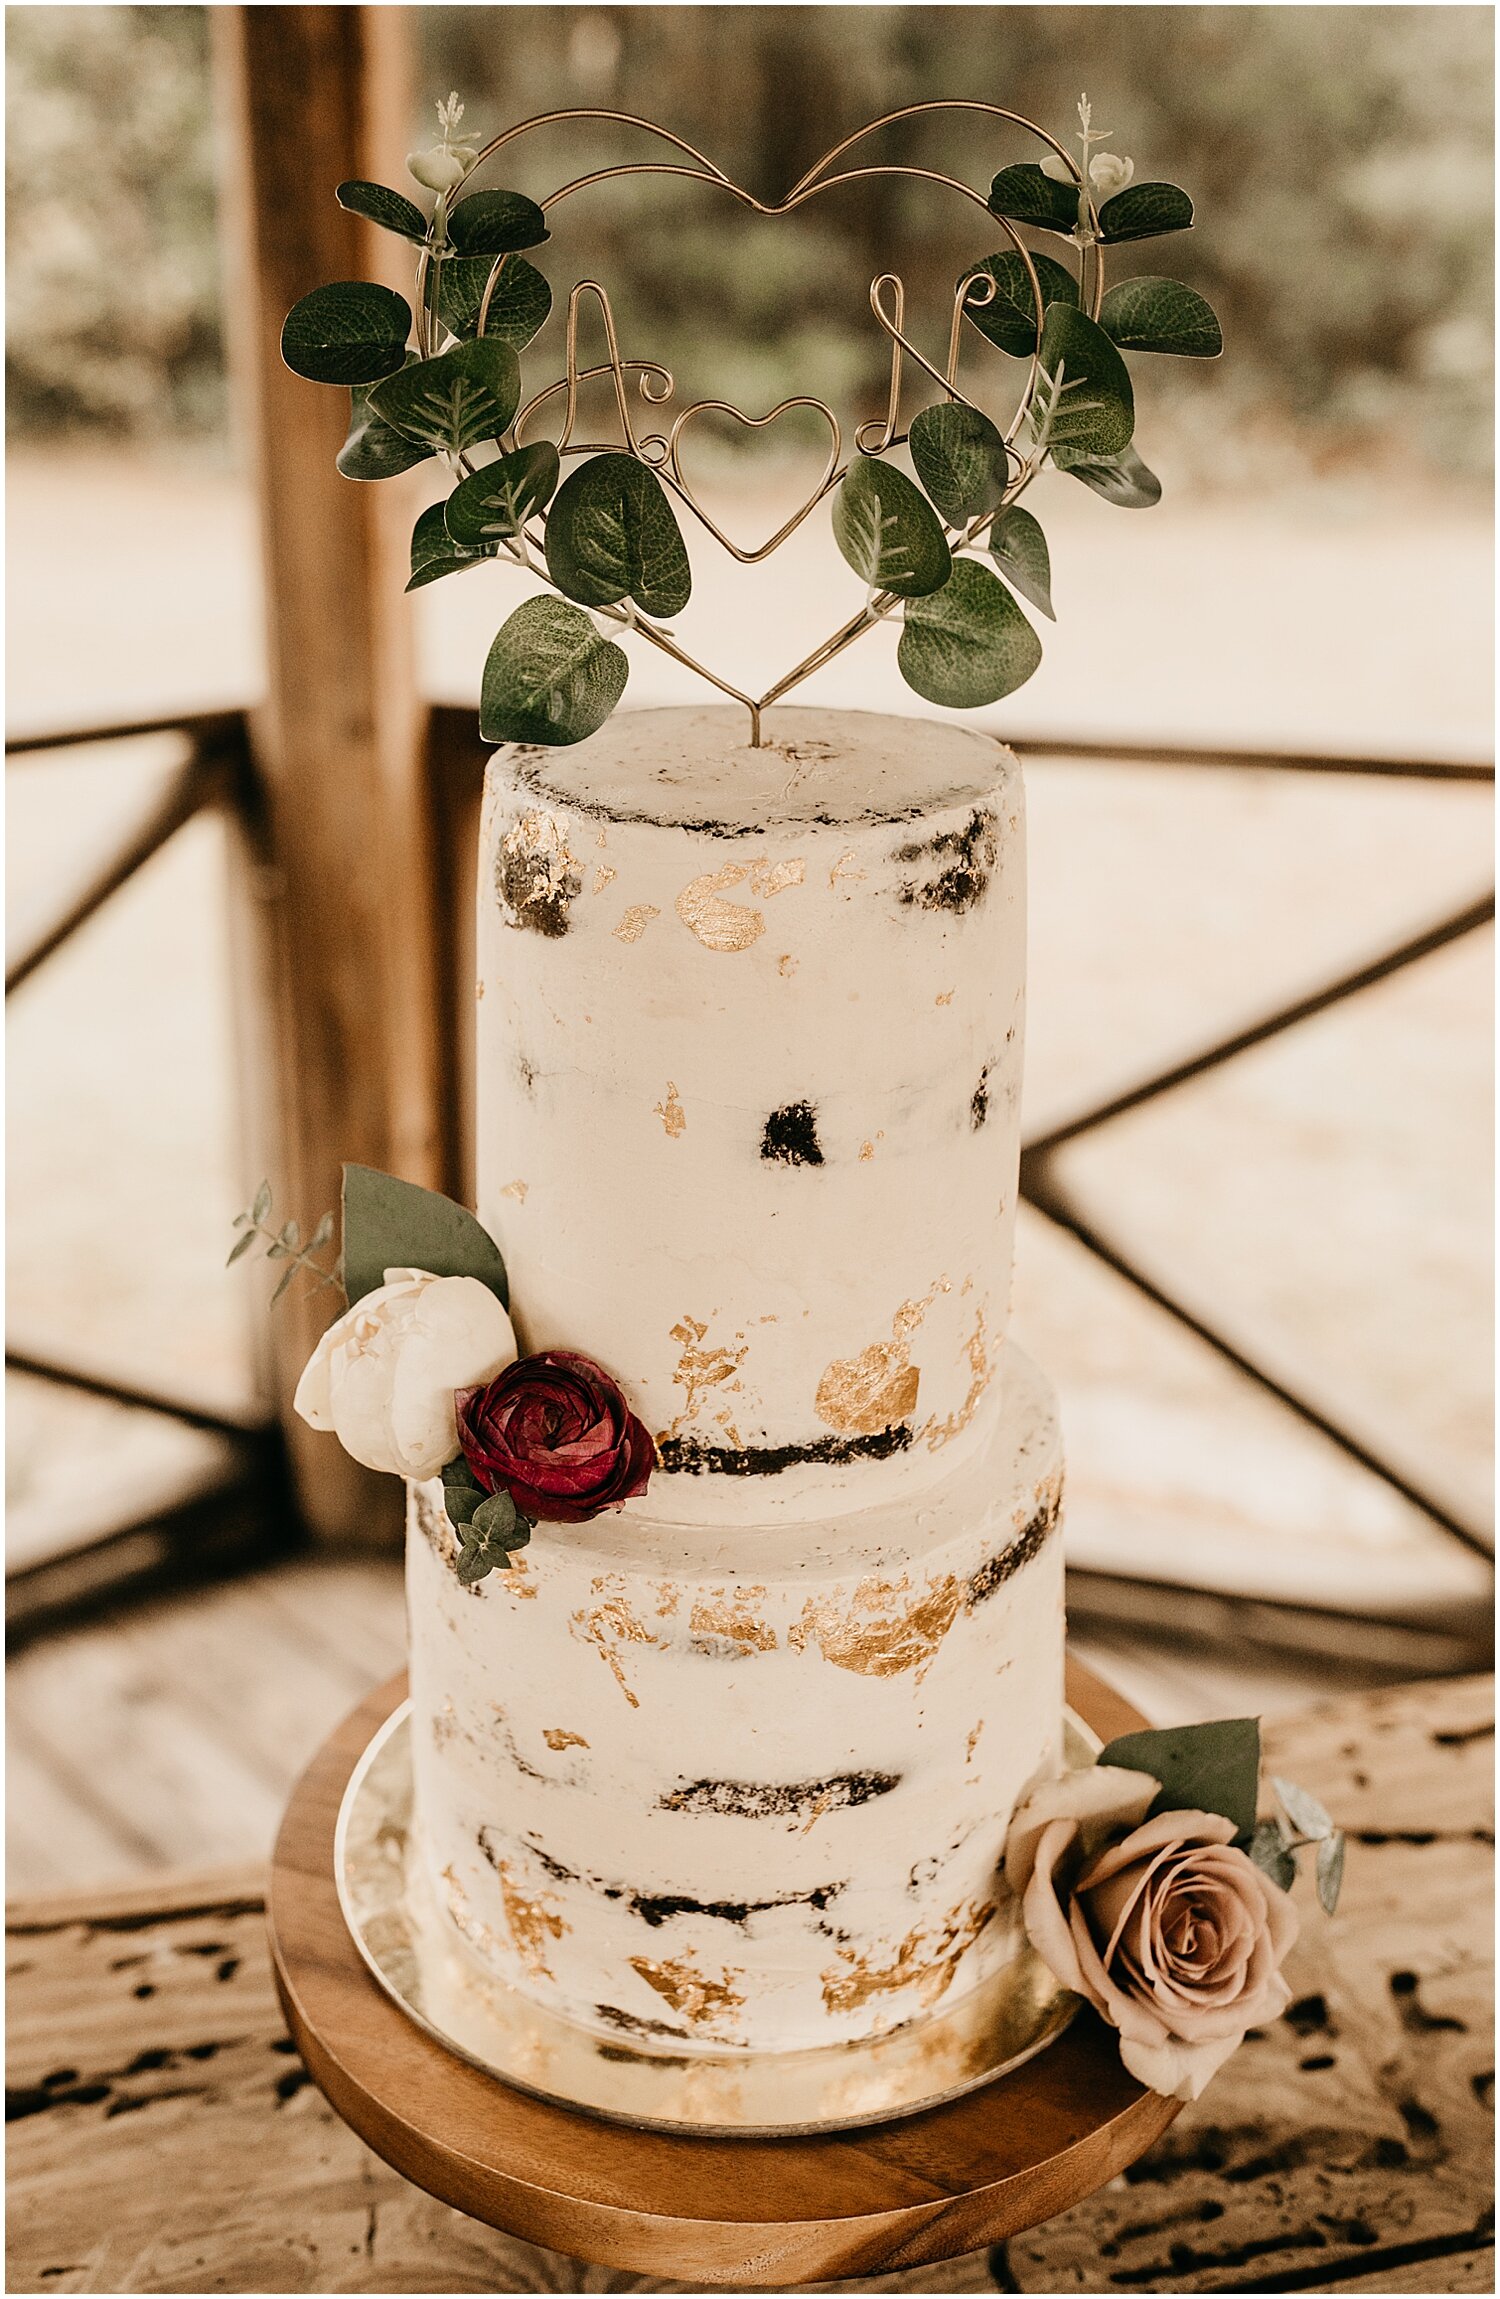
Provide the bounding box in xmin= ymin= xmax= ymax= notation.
xmin=455 ymin=1349 xmax=655 ymax=1524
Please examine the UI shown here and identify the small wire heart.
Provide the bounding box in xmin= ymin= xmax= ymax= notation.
xmin=646 ymin=398 xmax=843 ymax=563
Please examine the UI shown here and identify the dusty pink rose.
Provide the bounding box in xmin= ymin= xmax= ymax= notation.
xmin=1006 ymin=1767 xmax=1299 ymax=2100
xmin=456 ymin=1349 xmax=655 ymax=1524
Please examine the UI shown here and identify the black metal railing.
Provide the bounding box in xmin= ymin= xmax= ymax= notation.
xmin=7 ymin=704 xmax=1494 ymax=1656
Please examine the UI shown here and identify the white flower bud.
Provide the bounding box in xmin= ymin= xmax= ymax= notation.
xmin=294 ymin=1268 xmax=517 ymax=1479
xmin=1089 ymin=152 xmax=1135 ymax=199
xmin=407 ymin=144 xmax=476 ymax=193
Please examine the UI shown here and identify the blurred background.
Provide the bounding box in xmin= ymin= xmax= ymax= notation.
xmin=6 ymin=4 xmax=1493 ymax=1895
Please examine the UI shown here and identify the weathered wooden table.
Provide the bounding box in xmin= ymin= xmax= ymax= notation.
xmin=7 ymin=1676 xmax=1493 ymax=2295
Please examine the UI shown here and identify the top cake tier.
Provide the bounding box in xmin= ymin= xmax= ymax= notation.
xmin=475 ymin=706 xmax=1026 ymax=1525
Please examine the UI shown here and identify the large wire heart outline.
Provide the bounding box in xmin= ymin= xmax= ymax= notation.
xmin=416 ymin=102 xmax=1109 ymax=741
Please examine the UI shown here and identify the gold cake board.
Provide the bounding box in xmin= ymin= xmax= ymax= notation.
xmin=268 ymin=1663 xmax=1181 ymax=2289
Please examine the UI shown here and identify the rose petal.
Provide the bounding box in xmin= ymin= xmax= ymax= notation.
xmin=1005 ymin=1765 xmax=1159 ymax=1897
xmin=1119 ymin=2026 xmax=1244 ymax=2102
xmin=1018 ymin=1818 xmax=1091 ymax=1996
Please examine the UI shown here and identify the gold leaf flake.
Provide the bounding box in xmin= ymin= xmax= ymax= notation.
xmin=543 ymin=1728 xmax=589 ymax=1752
xmin=659 ymin=1316 xmax=747 ymax=1444
xmin=675 ymin=864 xmax=764 ymax=952
xmin=476 ymin=980 xmax=486 ymax=1000
xmin=820 ymin=1900 xmax=994 ymax=2015
xmin=748 ymin=856 xmax=806 ymax=898
xmin=966 ymin=1721 xmax=984 ymax=1764
xmin=503 ymin=1554 xmax=538 ymax=1599
xmin=654 ymin=1082 xmax=686 ymax=1138
xmin=935 ymin=989 xmax=954 ymax=1006
xmin=790 ymin=1572 xmax=963 ymax=1680
xmin=777 ymin=953 xmax=798 ymax=977
xmin=613 ymin=903 xmax=661 ymax=944
xmin=630 ymin=1950 xmax=745 ymax=2030
xmin=497 ymin=1859 xmax=567 ymax=1978
xmin=570 ymin=1595 xmax=658 ymax=1706
xmin=500 ymin=811 xmax=582 ymax=922
xmin=858 ymin=1131 xmax=885 ymax=1163
xmin=829 ymin=851 xmax=866 ymax=891
xmin=815 ymin=1342 xmax=919 ymax=1435
xmin=814 ymin=1285 xmax=948 ymax=1437
xmin=499 ymin=1178 xmax=529 ymax=1202
xmin=593 ymin=863 xmax=617 ymax=894
xmin=922 ymin=1307 xmax=992 ymax=1451
xmin=690 ymin=1589 xmax=777 ymax=1653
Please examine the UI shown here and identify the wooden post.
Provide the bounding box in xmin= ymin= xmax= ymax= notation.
xmin=214 ymin=6 xmax=438 ymax=1543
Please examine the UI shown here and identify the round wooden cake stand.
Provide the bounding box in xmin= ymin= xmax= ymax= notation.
xmin=268 ymin=1660 xmax=1180 ymax=2289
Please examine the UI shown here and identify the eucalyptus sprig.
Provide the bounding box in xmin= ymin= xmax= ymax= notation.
xmin=1253 ymin=1777 xmax=1348 ymax=1915
xmin=227 ymin=1181 xmax=342 ymax=1307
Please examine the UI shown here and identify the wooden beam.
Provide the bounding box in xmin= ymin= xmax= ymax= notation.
xmin=214 ymin=6 xmax=436 ymax=1542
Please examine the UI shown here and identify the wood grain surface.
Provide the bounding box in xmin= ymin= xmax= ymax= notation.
xmin=6 ymin=1673 xmax=1492 ymax=2294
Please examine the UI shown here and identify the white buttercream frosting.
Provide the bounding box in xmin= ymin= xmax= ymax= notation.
xmin=407 ymin=1342 xmax=1064 ymax=2052
xmin=474 ymin=705 xmax=1026 ymax=1525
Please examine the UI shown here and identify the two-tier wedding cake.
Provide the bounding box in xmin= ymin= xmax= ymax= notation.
xmin=278 ymin=96 xmax=1319 ymax=2123
xmin=404 ymin=706 xmax=1066 ymax=2050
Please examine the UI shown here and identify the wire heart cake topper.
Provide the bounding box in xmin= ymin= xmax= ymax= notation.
xmin=283 ymin=97 xmax=1223 ymax=747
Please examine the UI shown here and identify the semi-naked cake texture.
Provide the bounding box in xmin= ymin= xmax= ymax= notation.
xmin=407 ymin=1341 xmax=1064 ymax=2053
xmin=408 ymin=703 xmax=1066 ymax=2054
xmin=474 ymin=706 xmax=1026 ymax=1526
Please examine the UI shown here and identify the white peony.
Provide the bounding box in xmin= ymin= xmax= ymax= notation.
xmin=293 ymin=1268 xmax=516 ymax=1479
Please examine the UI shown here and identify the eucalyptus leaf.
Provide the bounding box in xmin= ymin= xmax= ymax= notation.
xmin=226 ymin=1229 xmax=257 ymax=1267
xmin=281 ymin=280 xmax=412 ymax=386
xmin=457 ymin=1497 xmax=534 ymax=1584
xmin=961 ymin=250 xmax=1078 ymax=357
xmin=1098 ymin=1718 xmax=1262 ymax=1841
xmin=471 ymin=1488 xmax=522 ymax=1544
xmin=480 ymin=596 xmax=629 ymax=747
xmin=1273 ymin=1775 xmax=1334 ymax=1841
xmin=897 ymin=557 xmax=1042 ymax=708
xmin=448 ymin=188 xmax=550 ymax=256
xmin=1053 ymin=440 xmax=1162 ymax=507
xmin=335 ymin=179 xmax=429 ymax=242
xmin=1248 ymin=1819 xmax=1298 ymax=1895
xmin=1037 ymin=303 xmax=1135 ymax=455
xmin=445 ymin=442 xmax=560 ymax=546
xmin=1100 ymin=276 xmax=1222 ymax=357
xmin=337 ymin=379 xmax=433 ymax=481
xmin=432 ymin=253 xmax=552 ymax=349
xmin=909 ymin=402 xmax=1010 ymax=526
xmin=832 ymin=459 xmax=951 ymax=598
xmin=476 ymin=257 xmax=553 ymax=350
xmin=341 ymin=1163 xmax=510 ymax=1310
xmin=989 ymin=504 xmax=1054 ymax=620
xmin=544 ymin=453 xmax=692 ymax=616
xmin=1098 ymin=181 xmax=1195 ymax=243
xmin=406 ymin=501 xmax=492 ymax=593
xmin=367 ymin=337 xmax=519 ymax=455
xmin=1316 ymin=1830 xmax=1346 ymax=1915
xmin=442 ymin=1456 xmax=488 ymax=1530
xmin=252 ymin=1181 xmax=272 ymax=1225
xmin=270 ymin=1264 xmax=299 ymax=1306
xmin=310 ymin=1212 xmax=335 ymax=1250
xmin=456 ymin=1527 xmax=493 ymax=1585
xmin=987 ymin=162 xmax=1081 ymax=235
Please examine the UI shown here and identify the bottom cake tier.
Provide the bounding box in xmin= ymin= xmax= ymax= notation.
xmin=405 ymin=1342 xmax=1065 ymax=2055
